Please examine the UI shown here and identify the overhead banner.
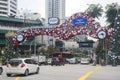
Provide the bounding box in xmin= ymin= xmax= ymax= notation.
xmin=72 ymin=17 xmax=88 ymax=27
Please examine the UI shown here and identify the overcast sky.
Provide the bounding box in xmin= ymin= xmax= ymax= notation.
xmin=18 ymin=0 xmax=120 ymax=18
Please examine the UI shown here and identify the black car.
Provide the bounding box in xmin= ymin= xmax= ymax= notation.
xmin=0 ymin=66 xmax=3 ymax=75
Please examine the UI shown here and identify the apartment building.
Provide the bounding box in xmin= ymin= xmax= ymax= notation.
xmin=0 ymin=0 xmax=17 ymax=17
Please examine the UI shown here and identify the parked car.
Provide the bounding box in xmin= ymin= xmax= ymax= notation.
xmin=81 ymin=58 xmax=90 ymax=64
xmin=47 ymin=58 xmax=52 ymax=65
xmin=51 ymin=57 xmax=65 ymax=66
xmin=31 ymin=55 xmax=47 ymax=65
xmin=66 ymin=58 xmax=78 ymax=64
xmin=0 ymin=65 xmax=3 ymax=75
xmin=6 ymin=58 xmax=39 ymax=77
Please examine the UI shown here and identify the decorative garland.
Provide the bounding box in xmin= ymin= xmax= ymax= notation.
xmin=12 ymin=12 xmax=114 ymax=47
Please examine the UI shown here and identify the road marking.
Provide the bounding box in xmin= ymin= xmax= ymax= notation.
xmin=78 ymin=66 xmax=102 ymax=80
xmin=15 ymin=77 xmax=20 ymax=80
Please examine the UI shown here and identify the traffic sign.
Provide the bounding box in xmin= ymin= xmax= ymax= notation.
xmin=48 ymin=17 xmax=59 ymax=25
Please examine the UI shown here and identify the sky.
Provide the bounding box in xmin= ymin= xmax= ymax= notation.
xmin=18 ymin=0 xmax=120 ymax=17
xmin=18 ymin=0 xmax=120 ymax=26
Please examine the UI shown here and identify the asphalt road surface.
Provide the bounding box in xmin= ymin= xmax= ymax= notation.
xmin=0 ymin=64 xmax=120 ymax=80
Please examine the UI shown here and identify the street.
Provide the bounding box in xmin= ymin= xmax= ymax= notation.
xmin=0 ymin=64 xmax=120 ymax=80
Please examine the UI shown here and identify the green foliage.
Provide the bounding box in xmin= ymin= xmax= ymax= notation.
xmin=37 ymin=45 xmax=60 ymax=58
xmin=95 ymin=40 xmax=105 ymax=58
xmin=47 ymin=45 xmax=60 ymax=54
xmin=85 ymin=4 xmax=103 ymax=19
xmin=105 ymin=3 xmax=120 ymax=27
xmin=110 ymin=6 xmax=120 ymax=53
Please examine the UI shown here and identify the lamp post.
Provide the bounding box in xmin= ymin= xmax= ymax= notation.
xmin=29 ymin=40 xmax=34 ymax=56
xmin=97 ymin=30 xmax=107 ymax=65
xmin=1 ymin=50 xmax=4 ymax=65
xmin=50 ymin=39 xmax=54 ymax=58
xmin=34 ymin=37 xmax=36 ymax=57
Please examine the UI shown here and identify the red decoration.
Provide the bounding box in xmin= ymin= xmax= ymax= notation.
xmin=13 ymin=12 xmax=114 ymax=47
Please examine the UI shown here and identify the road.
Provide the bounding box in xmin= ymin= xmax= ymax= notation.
xmin=0 ymin=64 xmax=120 ymax=80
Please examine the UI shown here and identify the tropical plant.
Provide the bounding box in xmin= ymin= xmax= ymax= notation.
xmin=105 ymin=3 xmax=120 ymax=27
xmin=46 ymin=45 xmax=60 ymax=57
xmin=85 ymin=4 xmax=103 ymax=19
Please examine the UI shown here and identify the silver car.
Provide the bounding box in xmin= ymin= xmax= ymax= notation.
xmin=81 ymin=58 xmax=90 ymax=64
xmin=6 ymin=58 xmax=39 ymax=77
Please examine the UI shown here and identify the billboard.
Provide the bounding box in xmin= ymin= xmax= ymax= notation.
xmin=72 ymin=17 xmax=88 ymax=26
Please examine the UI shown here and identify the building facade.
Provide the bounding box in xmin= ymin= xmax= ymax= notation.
xmin=0 ymin=16 xmax=43 ymax=60
xmin=45 ymin=0 xmax=65 ymax=25
xmin=0 ymin=0 xmax=17 ymax=17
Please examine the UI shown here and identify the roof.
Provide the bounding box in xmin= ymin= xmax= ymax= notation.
xmin=10 ymin=58 xmax=32 ymax=61
xmin=0 ymin=29 xmax=16 ymax=34
xmin=17 ymin=26 xmax=53 ymax=32
xmin=54 ymin=52 xmax=72 ymax=54
xmin=0 ymin=16 xmax=42 ymax=25
xmin=21 ymin=40 xmax=42 ymax=46
xmin=0 ymin=39 xmax=6 ymax=44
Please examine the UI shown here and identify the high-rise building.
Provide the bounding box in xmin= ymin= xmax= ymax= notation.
xmin=45 ymin=0 xmax=65 ymax=25
xmin=0 ymin=0 xmax=17 ymax=17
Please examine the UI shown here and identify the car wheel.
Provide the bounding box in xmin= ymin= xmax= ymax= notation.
xmin=36 ymin=68 xmax=39 ymax=74
xmin=51 ymin=64 xmax=53 ymax=66
xmin=0 ymin=68 xmax=3 ymax=75
xmin=7 ymin=74 xmax=11 ymax=77
xmin=24 ymin=69 xmax=29 ymax=76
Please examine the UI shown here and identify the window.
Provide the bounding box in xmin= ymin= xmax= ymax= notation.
xmin=25 ymin=59 xmax=35 ymax=64
xmin=9 ymin=60 xmax=22 ymax=66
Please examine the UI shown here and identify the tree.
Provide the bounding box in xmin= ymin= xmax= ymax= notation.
xmin=37 ymin=45 xmax=49 ymax=56
xmin=44 ymin=45 xmax=60 ymax=58
xmin=110 ymin=6 xmax=120 ymax=54
xmin=105 ymin=3 xmax=120 ymax=53
xmin=105 ymin=3 xmax=120 ymax=27
xmin=85 ymin=4 xmax=103 ymax=19
xmin=2 ymin=31 xmax=15 ymax=62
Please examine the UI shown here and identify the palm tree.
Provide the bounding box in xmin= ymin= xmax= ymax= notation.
xmin=105 ymin=3 xmax=120 ymax=27
xmin=85 ymin=4 xmax=103 ymax=19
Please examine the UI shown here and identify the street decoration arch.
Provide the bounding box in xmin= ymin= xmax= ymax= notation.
xmin=12 ymin=12 xmax=114 ymax=47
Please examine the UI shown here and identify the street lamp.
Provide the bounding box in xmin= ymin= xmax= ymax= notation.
xmin=1 ymin=50 xmax=4 ymax=65
xmin=29 ymin=40 xmax=34 ymax=56
xmin=34 ymin=37 xmax=36 ymax=57
xmin=50 ymin=38 xmax=54 ymax=58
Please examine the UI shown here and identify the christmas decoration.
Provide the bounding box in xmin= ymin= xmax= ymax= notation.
xmin=12 ymin=12 xmax=114 ymax=47
xmin=111 ymin=12 xmax=120 ymax=53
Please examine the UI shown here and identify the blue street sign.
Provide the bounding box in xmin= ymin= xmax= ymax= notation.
xmin=78 ymin=42 xmax=94 ymax=48
xmin=72 ymin=17 xmax=88 ymax=26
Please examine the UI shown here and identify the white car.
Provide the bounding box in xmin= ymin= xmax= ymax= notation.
xmin=47 ymin=58 xmax=52 ymax=65
xmin=6 ymin=58 xmax=39 ymax=77
xmin=66 ymin=58 xmax=78 ymax=64
xmin=81 ymin=58 xmax=90 ymax=64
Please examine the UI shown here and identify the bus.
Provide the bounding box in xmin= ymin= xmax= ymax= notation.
xmin=51 ymin=52 xmax=73 ymax=59
xmin=50 ymin=52 xmax=79 ymax=64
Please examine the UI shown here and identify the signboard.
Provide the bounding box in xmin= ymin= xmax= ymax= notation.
xmin=16 ymin=34 xmax=24 ymax=42
xmin=48 ymin=17 xmax=59 ymax=25
xmin=78 ymin=42 xmax=94 ymax=48
xmin=72 ymin=17 xmax=88 ymax=26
